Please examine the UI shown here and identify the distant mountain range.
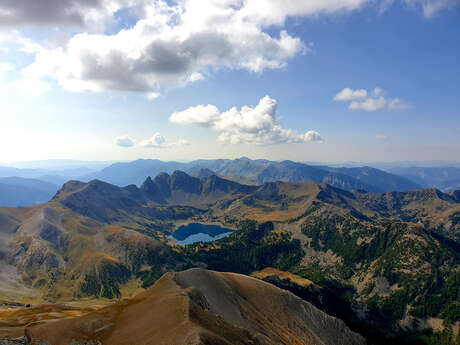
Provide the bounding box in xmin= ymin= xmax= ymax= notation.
xmin=0 ymin=177 xmax=59 ymax=207
xmin=388 ymin=166 xmax=460 ymax=190
xmin=88 ymin=157 xmax=422 ymax=193
xmin=0 ymin=165 xmax=96 ymax=206
xmin=2 ymin=158 xmax=460 ymax=207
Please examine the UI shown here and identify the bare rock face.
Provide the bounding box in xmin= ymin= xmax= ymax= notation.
xmin=22 ymin=269 xmax=365 ymax=345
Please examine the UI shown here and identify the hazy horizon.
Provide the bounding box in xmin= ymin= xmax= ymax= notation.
xmin=2 ymin=157 xmax=460 ymax=170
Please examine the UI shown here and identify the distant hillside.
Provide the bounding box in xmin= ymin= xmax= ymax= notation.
xmin=388 ymin=166 xmax=460 ymax=191
xmin=0 ymin=177 xmax=59 ymax=206
xmin=322 ymin=166 xmax=421 ymax=192
xmin=91 ymin=157 xmax=421 ymax=193
xmin=0 ymin=166 xmax=45 ymax=179
xmin=86 ymin=159 xmax=187 ymax=186
xmin=0 ymin=164 xmax=97 ymax=189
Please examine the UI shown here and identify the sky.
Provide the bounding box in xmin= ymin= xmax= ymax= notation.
xmin=0 ymin=0 xmax=459 ymax=163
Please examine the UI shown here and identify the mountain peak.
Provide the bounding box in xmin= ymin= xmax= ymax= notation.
xmin=192 ymin=168 xmax=216 ymax=179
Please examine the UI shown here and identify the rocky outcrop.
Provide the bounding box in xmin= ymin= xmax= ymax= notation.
xmin=140 ymin=171 xmax=257 ymax=205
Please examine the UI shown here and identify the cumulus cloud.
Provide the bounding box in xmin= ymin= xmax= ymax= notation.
xmin=334 ymin=88 xmax=368 ymax=101
xmin=170 ymin=96 xmax=323 ymax=145
xmin=2 ymin=0 xmax=451 ymax=33
xmin=115 ymin=135 xmax=135 ymax=147
xmin=140 ymin=132 xmax=190 ymax=148
xmin=140 ymin=132 xmax=166 ymax=148
xmin=335 ymin=87 xmax=411 ymax=112
xmin=20 ymin=0 xmax=310 ymax=95
xmin=115 ymin=132 xmax=189 ymax=148
xmin=388 ymin=98 xmax=412 ymax=110
xmin=349 ymin=97 xmax=387 ymax=111
xmin=146 ymin=92 xmax=160 ymax=100
xmin=189 ymin=72 xmax=204 ymax=83
xmin=4 ymin=0 xmax=456 ymax=95
xmin=0 ymin=0 xmax=142 ymax=31
xmin=372 ymin=87 xmax=383 ymax=96
xmin=170 ymin=104 xmax=220 ymax=127
xmin=16 ymin=0 xmax=383 ymax=96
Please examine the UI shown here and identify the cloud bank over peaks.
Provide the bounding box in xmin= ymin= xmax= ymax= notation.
xmin=170 ymin=96 xmax=324 ymax=145
xmin=334 ymin=87 xmax=412 ymax=112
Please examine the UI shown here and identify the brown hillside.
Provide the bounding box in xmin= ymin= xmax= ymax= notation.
xmin=20 ymin=268 xmax=364 ymax=345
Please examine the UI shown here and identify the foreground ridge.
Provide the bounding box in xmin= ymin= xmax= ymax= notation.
xmin=4 ymin=269 xmax=364 ymax=345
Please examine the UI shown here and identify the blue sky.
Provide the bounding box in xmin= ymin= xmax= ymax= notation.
xmin=0 ymin=0 xmax=458 ymax=163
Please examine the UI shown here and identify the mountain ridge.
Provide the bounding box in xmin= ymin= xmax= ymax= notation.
xmin=87 ymin=158 xmax=422 ymax=193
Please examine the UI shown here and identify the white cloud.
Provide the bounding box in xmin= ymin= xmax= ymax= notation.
xmin=238 ymin=0 xmax=370 ymax=26
xmin=372 ymin=87 xmax=383 ymax=96
xmin=147 ymin=92 xmax=160 ymax=100
xmin=170 ymin=95 xmax=323 ymax=145
xmin=4 ymin=0 xmax=456 ymax=95
xmin=388 ymin=98 xmax=412 ymax=110
xmin=115 ymin=135 xmax=135 ymax=147
xmin=170 ymin=104 xmax=220 ymax=127
xmin=21 ymin=1 xmax=308 ymax=95
xmin=0 ymin=62 xmax=14 ymax=72
xmin=302 ymin=131 xmax=324 ymax=143
xmin=335 ymin=87 xmax=411 ymax=112
xmin=140 ymin=132 xmax=166 ymax=148
xmin=0 ymin=0 xmax=143 ymax=32
xmin=334 ymin=88 xmax=368 ymax=101
xmin=140 ymin=132 xmax=190 ymax=148
xmin=350 ymin=96 xmax=387 ymax=111
xmin=376 ymin=134 xmax=387 ymax=140
xmin=189 ymin=72 xmax=204 ymax=82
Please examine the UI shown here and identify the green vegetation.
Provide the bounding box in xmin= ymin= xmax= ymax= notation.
xmin=80 ymin=260 xmax=131 ymax=299
xmin=301 ymin=212 xmax=460 ymax=324
xmin=449 ymin=212 xmax=460 ymax=226
xmin=288 ymin=202 xmax=322 ymax=223
xmin=181 ymin=220 xmax=304 ymax=275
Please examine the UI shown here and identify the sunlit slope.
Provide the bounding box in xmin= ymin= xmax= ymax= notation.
xmin=23 ymin=269 xmax=365 ymax=345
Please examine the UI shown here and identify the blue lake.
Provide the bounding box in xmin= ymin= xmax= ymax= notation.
xmin=170 ymin=223 xmax=234 ymax=245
